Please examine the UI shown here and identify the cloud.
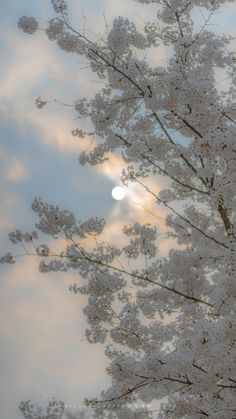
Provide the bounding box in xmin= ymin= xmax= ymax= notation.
xmin=6 ymin=157 xmax=27 ymax=181
xmin=0 ymin=193 xmax=20 ymax=231
xmin=0 ymin=148 xmax=6 ymax=160
xmin=0 ymin=22 xmax=101 ymax=156
xmin=101 ymin=0 xmax=159 ymax=25
xmin=0 ymin=255 xmax=108 ymax=402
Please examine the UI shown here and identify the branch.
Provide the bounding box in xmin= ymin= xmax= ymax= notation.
xmin=217 ymin=384 xmax=236 ymax=389
xmin=160 ymin=375 xmax=192 ymax=386
xmin=134 ymin=177 xmax=228 ymax=249
xmin=152 ymin=112 xmax=208 ymax=188
xmin=217 ymin=198 xmax=234 ymax=238
xmin=11 ymin=245 xmax=213 ymax=308
xmin=170 ymin=110 xmax=204 ymax=138
xmin=115 ymin=133 xmax=209 ymax=195
xmin=96 ymin=378 xmax=152 ymax=404
xmin=61 ymin=13 xmax=145 ymax=96
xmin=78 ymin=253 xmax=213 ymax=307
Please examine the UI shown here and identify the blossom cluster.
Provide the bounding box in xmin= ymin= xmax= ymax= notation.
xmin=45 ymin=18 xmax=64 ymax=41
xmin=123 ymin=223 xmax=157 ymax=259
xmin=35 ymin=97 xmax=47 ymax=109
xmin=17 ymin=16 xmax=38 ymax=34
xmin=51 ymin=0 xmax=67 ymax=14
xmin=8 ymin=229 xmax=38 ymax=244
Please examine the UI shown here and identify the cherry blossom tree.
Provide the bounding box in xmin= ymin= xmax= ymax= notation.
xmin=3 ymin=0 xmax=236 ymax=417
xmin=18 ymin=397 xmax=92 ymax=419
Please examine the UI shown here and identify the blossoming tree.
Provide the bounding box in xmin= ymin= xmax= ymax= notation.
xmin=3 ymin=0 xmax=236 ymax=417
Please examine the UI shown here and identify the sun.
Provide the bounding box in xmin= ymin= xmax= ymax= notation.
xmin=111 ymin=186 xmax=126 ymax=201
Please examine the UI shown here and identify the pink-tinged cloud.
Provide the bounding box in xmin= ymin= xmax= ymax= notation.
xmin=0 ymin=255 xmax=108 ymax=398
xmin=6 ymin=157 xmax=27 ymax=181
xmin=0 ymin=193 xmax=21 ymax=231
xmin=0 ymin=27 xmax=64 ymax=101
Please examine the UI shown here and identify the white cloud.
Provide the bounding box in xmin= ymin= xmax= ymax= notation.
xmin=6 ymin=158 xmax=27 ymax=181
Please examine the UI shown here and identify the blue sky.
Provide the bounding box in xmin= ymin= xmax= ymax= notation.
xmin=0 ymin=1 xmax=156 ymax=417
xmin=0 ymin=1 xmax=236 ymax=418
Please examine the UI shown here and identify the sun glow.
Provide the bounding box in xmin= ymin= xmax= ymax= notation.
xmin=111 ymin=186 xmax=126 ymax=201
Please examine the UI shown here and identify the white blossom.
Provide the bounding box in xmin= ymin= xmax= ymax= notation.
xmin=0 ymin=252 xmax=15 ymax=264
xmin=19 ymin=397 xmax=65 ymax=419
xmin=35 ymin=96 xmax=47 ymax=109
xmin=17 ymin=16 xmax=38 ymax=34
xmin=8 ymin=229 xmax=24 ymax=244
xmin=45 ymin=18 xmax=64 ymax=40
xmin=57 ymin=32 xmax=80 ymax=53
xmin=24 ymin=231 xmax=38 ymax=242
xmin=71 ymin=128 xmax=86 ymax=138
xmin=79 ymin=217 xmax=105 ymax=236
xmin=9 ymin=229 xmax=38 ymax=243
xmin=36 ymin=244 xmax=50 ymax=256
xmin=51 ymin=0 xmax=68 ymax=14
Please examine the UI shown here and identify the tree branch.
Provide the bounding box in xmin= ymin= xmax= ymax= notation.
xmin=134 ymin=177 xmax=228 ymax=249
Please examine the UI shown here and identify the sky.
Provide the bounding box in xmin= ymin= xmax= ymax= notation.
xmin=0 ymin=1 xmax=236 ymax=418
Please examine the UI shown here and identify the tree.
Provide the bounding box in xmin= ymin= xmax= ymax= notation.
xmin=2 ymin=0 xmax=236 ymax=417
xmin=18 ymin=398 xmax=92 ymax=419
